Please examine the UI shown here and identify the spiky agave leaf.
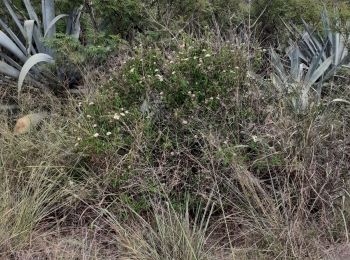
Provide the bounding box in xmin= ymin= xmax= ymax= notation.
xmin=18 ymin=53 xmax=54 ymax=93
xmin=287 ymin=45 xmax=301 ymax=82
xmin=42 ymin=0 xmax=55 ymax=38
xmin=270 ymin=48 xmax=287 ymax=82
xmin=0 ymin=18 xmax=26 ymax=54
xmin=0 ymin=31 xmax=27 ymax=62
xmin=23 ymin=0 xmax=41 ymax=26
xmin=44 ymin=14 xmax=69 ymax=38
xmin=307 ymin=56 xmax=333 ymax=86
xmin=304 ymin=41 xmax=330 ymax=84
xmin=22 ymin=0 xmax=46 ymax=53
xmin=24 ymin=20 xmax=35 ymax=55
xmin=2 ymin=0 xmax=26 ymax=37
xmin=0 ymin=61 xmax=20 ymax=78
xmin=66 ymin=5 xmax=83 ymax=39
xmin=0 ymin=52 xmax=22 ymax=70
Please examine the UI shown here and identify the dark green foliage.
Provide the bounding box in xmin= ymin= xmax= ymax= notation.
xmin=153 ymin=0 xmax=247 ymax=34
xmin=91 ymin=0 xmax=149 ymax=39
xmin=252 ymin=0 xmax=350 ymax=43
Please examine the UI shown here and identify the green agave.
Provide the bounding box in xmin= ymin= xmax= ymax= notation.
xmin=0 ymin=0 xmax=82 ymax=93
xmin=271 ymin=9 xmax=350 ymax=112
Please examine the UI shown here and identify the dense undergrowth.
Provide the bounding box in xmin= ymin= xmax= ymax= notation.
xmin=1 ymin=0 xmax=350 ymax=259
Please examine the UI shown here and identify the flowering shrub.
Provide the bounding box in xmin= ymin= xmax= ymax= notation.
xmin=72 ymin=40 xmax=264 ymax=214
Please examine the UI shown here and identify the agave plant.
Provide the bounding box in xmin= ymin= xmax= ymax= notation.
xmin=0 ymin=0 xmax=82 ymax=93
xmin=271 ymin=10 xmax=350 ymax=112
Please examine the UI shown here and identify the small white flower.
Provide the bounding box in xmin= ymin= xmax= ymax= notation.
xmin=130 ymin=67 xmax=135 ymax=73
xmin=93 ymin=124 xmax=97 ymax=128
xmin=93 ymin=133 xmax=99 ymax=138
xmin=125 ymin=110 xmax=130 ymax=114
xmin=106 ymin=132 xmax=112 ymax=136
xmin=182 ymin=120 xmax=188 ymax=125
xmin=113 ymin=113 xmax=120 ymax=120
xmin=155 ymin=74 xmax=164 ymax=82
xmin=170 ymin=152 xmax=175 ymax=156
xmin=205 ymin=53 xmax=211 ymax=58
xmin=74 ymin=143 xmax=79 ymax=147
xmin=172 ymin=71 xmax=176 ymax=75
xmin=160 ymin=91 xmax=164 ymax=96
xmin=120 ymin=112 xmax=126 ymax=117
xmin=154 ymin=69 xmax=159 ymax=72
xmin=194 ymin=135 xmax=198 ymax=139
xmin=78 ymin=102 xmax=82 ymax=107
xmin=87 ymin=115 xmax=92 ymax=118
xmin=77 ymin=137 xmax=82 ymax=141
xmin=235 ymin=66 xmax=239 ymax=69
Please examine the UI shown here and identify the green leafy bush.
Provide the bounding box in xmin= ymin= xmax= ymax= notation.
xmin=154 ymin=0 xmax=247 ymax=34
xmin=91 ymin=0 xmax=149 ymax=38
xmin=252 ymin=0 xmax=350 ymax=42
xmin=75 ymin=39 xmax=256 ymax=214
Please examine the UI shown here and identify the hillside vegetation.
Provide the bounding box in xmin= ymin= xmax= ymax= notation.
xmin=1 ymin=0 xmax=350 ymax=259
